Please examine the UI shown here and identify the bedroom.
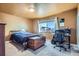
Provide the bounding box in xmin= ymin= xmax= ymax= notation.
xmin=0 ymin=3 xmax=79 ymax=56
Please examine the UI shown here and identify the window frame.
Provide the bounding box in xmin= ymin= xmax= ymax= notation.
xmin=38 ymin=17 xmax=58 ymax=33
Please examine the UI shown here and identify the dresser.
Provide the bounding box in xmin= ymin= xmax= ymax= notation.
xmin=0 ymin=23 xmax=5 ymax=56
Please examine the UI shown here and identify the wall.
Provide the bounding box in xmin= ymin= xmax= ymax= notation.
xmin=56 ymin=9 xmax=77 ymax=43
xmin=33 ymin=9 xmax=77 ymax=43
xmin=0 ymin=12 xmax=33 ymax=40
xmin=77 ymin=4 xmax=79 ymax=45
xmin=0 ymin=8 xmax=76 ymax=43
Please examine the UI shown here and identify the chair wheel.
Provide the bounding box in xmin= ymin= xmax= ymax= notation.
xmin=54 ymin=46 xmax=55 ymax=48
xmin=24 ymin=47 xmax=27 ymax=50
xmin=59 ymin=50 xmax=61 ymax=51
xmin=64 ymin=48 xmax=67 ymax=51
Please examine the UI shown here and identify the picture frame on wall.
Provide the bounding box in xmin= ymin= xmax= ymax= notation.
xmin=59 ymin=18 xmax=64 ymax=26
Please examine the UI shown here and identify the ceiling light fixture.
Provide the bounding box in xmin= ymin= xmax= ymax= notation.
xmin=29 ymin=3 xmax=35 ymax=12
xmin=29 ymin=8 xmax=35 ymax=12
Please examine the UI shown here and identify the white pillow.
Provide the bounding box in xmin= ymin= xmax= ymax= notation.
xmin=21 ymin=29 xmax=26 ymax=32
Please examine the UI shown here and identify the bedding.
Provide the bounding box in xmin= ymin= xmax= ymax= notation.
xmin=10 ymin=31 xmax=40 ymax=44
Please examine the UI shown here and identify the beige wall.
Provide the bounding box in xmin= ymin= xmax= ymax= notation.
xmin=77 ymin=4 xmax=79 ymax=44
xmin=33 ymin=9 xmax=77 ymax=43
xmin=0 ymin=12 xmax=33 ymax=40
xmin=56 ymin=9 xmax=77 ymax=43
xmin=0 ymin=7 xmax=76 ymax=43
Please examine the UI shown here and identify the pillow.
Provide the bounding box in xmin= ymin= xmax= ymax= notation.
xmin=21 ymin=29 xmax=26 ymax=32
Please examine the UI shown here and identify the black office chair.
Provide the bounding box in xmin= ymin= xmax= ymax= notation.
xmin=51 ymin=30 xmax=67 ymax=51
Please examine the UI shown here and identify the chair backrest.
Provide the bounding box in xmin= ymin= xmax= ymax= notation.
xmin=54 ymin=30 xmax=65 ymax=42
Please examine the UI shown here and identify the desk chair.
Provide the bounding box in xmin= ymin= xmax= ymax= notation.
xmin=51 ymin=30 xmax=67 ymax=51
xmin=51 ymin=29 xmax=71 ymax=51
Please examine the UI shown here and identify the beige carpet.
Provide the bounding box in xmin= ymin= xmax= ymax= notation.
xmin=5 ymin=41 xmax=79 ymax=56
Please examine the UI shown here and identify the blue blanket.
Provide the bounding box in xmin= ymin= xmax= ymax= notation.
xmin=10 ymin=31 xmax=40 ymax=44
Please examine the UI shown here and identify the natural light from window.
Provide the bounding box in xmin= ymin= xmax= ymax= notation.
xmin=38 ymin=20 xmax=56 ymax=33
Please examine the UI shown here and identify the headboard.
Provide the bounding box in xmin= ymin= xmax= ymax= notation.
xmin=9 ymin=30 xmax=22 ymax=34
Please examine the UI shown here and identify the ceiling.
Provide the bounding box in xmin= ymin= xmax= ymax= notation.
xmin=0 ymin=3 xmax=77 ymax=19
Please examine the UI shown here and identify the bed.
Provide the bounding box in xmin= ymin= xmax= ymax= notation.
xmin=10 ymin=30 xmax=45 ymax=50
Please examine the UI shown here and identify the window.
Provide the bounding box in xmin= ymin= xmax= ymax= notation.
xmin=38 ymin=20 xmax=56 ymax=33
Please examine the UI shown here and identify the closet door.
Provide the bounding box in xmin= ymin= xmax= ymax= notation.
xmin=0 ymin=23 xmax=5 ymax=56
